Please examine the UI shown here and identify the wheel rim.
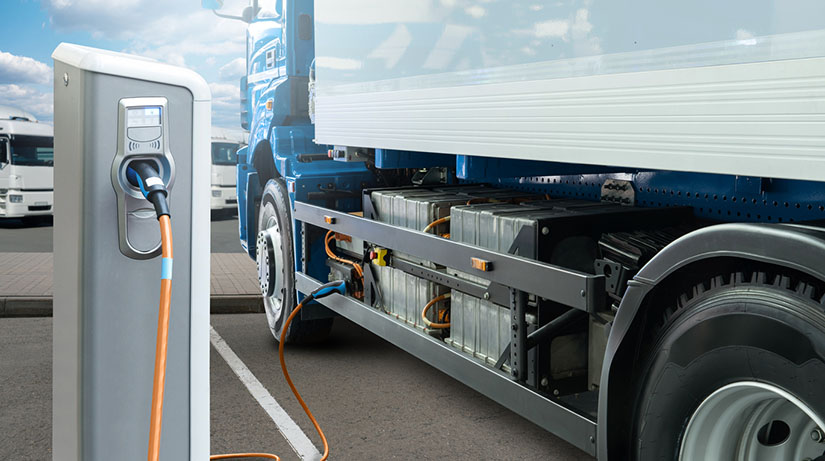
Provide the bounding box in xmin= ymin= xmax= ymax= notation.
xmin=680 ymin=381 xmax=825 ymax=461
xmin=256 ymin=212 xmax=285 ymax=332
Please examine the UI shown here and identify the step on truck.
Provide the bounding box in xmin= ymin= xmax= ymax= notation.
xmin=206 ymin=1 xmax=825 ymax=459
xmin=0 ymin=105 xmax=54 ymax=219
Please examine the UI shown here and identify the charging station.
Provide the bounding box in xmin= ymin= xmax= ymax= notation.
xmin=52 ymin=43 xmax=210 ymax=460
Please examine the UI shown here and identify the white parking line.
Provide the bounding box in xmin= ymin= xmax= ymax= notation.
xmin=210 ymin=325 xmax=322 ymax=461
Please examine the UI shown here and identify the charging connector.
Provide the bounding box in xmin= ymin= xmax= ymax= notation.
xmin=126 ymin=160 xmax=170 ymax=219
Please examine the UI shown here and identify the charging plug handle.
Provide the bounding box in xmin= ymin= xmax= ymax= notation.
xmin=305 ymin=280 xmax=347 ymax=303
xmin=126 ymin=161 xmax=170 ymax=219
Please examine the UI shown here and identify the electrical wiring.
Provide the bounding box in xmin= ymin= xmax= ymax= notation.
xmin=325 ymin=230 xmax=363 ymax=297
xmin=422 ymin=216 xmax=450 ymax=233
xmin=421 ymin=293 xmax=451 ymax=329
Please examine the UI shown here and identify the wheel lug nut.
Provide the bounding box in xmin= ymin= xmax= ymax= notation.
xmin=811 ymin=428 xmax=825 ymax=443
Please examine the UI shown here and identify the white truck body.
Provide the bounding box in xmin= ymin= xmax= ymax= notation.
xmin=313 ymin=0 xmax=825 ymax=182
xmin=210 ymin=127 xmax=247 ymax=211
xmin=0 ymin=106 xmax=54 ymax=218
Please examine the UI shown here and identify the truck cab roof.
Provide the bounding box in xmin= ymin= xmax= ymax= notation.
xmin=0 ymin=105 xmax=52 ymax=137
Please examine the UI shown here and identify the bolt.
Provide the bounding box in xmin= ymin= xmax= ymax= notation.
xmin=511 ymin=323 xmax=518 ymax=331
xmin=63 ymin=72 xmax=69 ymax=86
xmin=541 ymin=227 xmax=549 ymax=235
xmin=553 ymin=389 xmax=559 ymax=396
xmin=580 ymin=289 xmax=586 ymax=297
xmin=811 ymin=428 xmax=825 ymax=443
xmin=540 ymin=377 xmax=549 ymax=387
xmin=483 ymin=292 xmax=490 ymax=300
xmin=589 ymin=436 xmax=595 ymax=444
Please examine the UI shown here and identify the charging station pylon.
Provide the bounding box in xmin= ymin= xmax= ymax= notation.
xmin=52 ymin=43 xmax=211 ymax=461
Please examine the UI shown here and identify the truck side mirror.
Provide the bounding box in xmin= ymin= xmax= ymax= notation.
xmin=241 ymin=6 xmax=258 ymax=22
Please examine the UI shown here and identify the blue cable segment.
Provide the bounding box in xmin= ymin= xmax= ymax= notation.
xmin=161 ymin=257 xmax=173 ymax=280
xmin=126 ymin=167 xmax=149 ymax=198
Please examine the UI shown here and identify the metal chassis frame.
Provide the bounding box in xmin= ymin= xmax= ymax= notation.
xmin=293 ymin=200 xmax=604 ymax=455
xmin=294 ymin=202 xmax=605 ymax=312
xmin=295 ymin=272 xmax=598 ymax=455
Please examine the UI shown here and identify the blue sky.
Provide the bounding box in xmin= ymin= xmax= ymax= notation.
xmin=0 ymin=0 xmax=250 ymax=128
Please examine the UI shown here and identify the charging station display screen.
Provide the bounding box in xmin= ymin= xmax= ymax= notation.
xmin=127 ymin=107 xmax=162 ymax=127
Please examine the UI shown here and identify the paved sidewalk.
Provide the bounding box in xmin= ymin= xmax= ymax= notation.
xmin=0 ymin=252 xmax=263 ymax=316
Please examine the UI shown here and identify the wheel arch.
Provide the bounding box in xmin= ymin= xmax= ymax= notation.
xmin=597 ymin=222 xmax=825 ymax=459
xmin=251 ymin=137 xmax=279 ymax=185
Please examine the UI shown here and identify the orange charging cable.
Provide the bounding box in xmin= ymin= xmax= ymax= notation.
xmin=146 ymin=214 xmax=328 ymax=461
xmin=208 ymin=297 xmax=329 ymax=461
xmin=147 ymin=215 xmax=173 ymax=461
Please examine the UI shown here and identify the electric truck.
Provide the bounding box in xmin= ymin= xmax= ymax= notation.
xmin=0 ymin=105 xmax=54 ymax=219
xmin=208 ymin=1 xmax=825 ymax=459
xmin=210 ymin=126 xmax=247 ymax=212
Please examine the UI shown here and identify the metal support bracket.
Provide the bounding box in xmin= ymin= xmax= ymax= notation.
xmin=510 ymin=289 xmax=528 ymax=382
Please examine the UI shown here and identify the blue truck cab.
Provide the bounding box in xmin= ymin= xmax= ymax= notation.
xmin=235 ymin=0 xmax=372 ymax=259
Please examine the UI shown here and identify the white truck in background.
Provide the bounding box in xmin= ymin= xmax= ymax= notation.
xmin=210 ymin=127 xmax=247 ymax=213
xmin=0 ymin=105 xmax=54 ymax=220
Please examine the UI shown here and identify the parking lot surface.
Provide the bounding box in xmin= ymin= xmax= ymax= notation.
xmin=1 ymin=314 xmax=594 ymax=460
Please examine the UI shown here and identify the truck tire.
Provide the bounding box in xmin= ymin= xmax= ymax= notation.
xmin=257 ymin=178 xmax=333 ymax=344
xmin=632 ymin=271 xmax=825 ymax=460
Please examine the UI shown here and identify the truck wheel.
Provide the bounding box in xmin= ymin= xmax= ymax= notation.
xmin=256 ymin=178 xmax=333 ymax=344
xmin=632 ymin=271 xmax=825 ymax=460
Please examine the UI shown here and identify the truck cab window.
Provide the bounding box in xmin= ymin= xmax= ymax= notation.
xmin=10 ymin=135 xmax=54 ymax=167
xmin=211 ymin=142 xmax=239 ymax=165
xmin=0 ymin=138 xmax=8 ymax=164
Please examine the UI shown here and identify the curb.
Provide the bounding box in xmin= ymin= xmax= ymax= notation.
xmin=0 ymin=295 xmax=264 ymax=318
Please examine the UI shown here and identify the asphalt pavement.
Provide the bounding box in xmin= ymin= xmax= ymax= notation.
xmin=1 ymin=314 xmax=594 ymax=460
xmin=0 ymin=211 xmax=243 ymax=253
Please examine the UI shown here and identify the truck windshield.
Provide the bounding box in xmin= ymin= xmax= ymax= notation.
xmin=212 ymin=142 xmax=239 ymax=165
xmin=11 ymin=135 xmax=54 ymax=167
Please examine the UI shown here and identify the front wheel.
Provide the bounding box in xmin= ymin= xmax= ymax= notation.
xmin=256 ymin=178 xmax=333 ymax=344
xmin=633 ymin=271 xmax=825 ymax=460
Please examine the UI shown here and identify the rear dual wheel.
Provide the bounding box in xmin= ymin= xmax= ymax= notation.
xmin=633 ymin=271 xmax=825 ymax=461
xmin=256 ymin=178 xmax=333 ymax=344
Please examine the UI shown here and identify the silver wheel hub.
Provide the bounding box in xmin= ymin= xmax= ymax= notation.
xmin=256 ymin=215 xmax=284 ymax=327
xmin=680 ymin=381 xmax=825 ymax=461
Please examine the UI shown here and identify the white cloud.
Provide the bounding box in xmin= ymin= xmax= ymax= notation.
xmin=42 ymin=1 xmax=246 ymax=65
xmin=534 ymin=20 xmax=570 ymax=39
xmin=571 ymin=9 xmax=593 ymax=35
xmin=465 ymin=6 xmax=485 ymax=19
xmin=209 ymin=82 xmax=240 ymax=128
xmin=209 ymin=82 xmax=239 ymax=109
xmin=0 ymin=51 xmax=52 ymax=85
xmin=219 ymin=57 xmax=246 ymax=81
xmin=41 ymin=0 xmax=248 ymax=128
xmin=0 ymin=84 xmax=53 ymax=121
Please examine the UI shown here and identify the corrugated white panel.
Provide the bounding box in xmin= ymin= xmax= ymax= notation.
xmin=316 ymin=57 xmax=825 ymax=181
